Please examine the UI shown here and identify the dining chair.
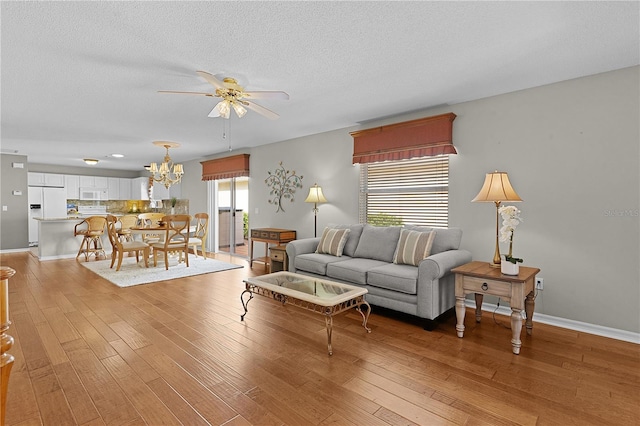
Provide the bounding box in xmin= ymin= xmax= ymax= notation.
xmin=188 ymin=213 xmax=209 ymax=259
xmin=116 ymin=214 xmax=139 ymax=242
xmin=151 ymin=214 xmax=192 ymax=270
xmin=74 ymin=215 xmax=108 ymax=261
xmin=106 ymin=215 xmax=150 ymax=271
xmin=137 ymin=212 xmax=165 ymax=244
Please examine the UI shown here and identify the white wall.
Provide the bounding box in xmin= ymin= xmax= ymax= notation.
xmin=189 ymin=66 xmax=639 ymax=333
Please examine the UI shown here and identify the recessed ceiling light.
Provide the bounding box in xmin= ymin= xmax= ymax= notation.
xmin=83 ymin=158 xmax=99 ymax=165
xmin=111 ymin=153 xmax=124 ymax=158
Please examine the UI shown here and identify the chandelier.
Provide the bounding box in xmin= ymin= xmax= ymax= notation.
xmin=149 ymin=141 xmax=184 ymax=189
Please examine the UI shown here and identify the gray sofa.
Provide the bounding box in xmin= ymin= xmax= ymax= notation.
xmin=286 ymin=224 xmax=472 ymax=329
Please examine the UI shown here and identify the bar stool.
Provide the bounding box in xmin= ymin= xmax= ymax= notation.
xmin=74 ymin=216 xmax=108 ymax=261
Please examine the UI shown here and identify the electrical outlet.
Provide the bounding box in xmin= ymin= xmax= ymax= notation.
xmin=536 ymin=278 xmax=544 ymax=290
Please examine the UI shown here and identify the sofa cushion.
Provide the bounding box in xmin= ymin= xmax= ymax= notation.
xmin=393 ymin=229 xmax=435 ymax=266
xmin=295 ymin=253 xmax=351 ymax=275
xmin=327 ymin=224 xmax=364 ymax=257
xmin=405 ymin=226 xmax=463 ymax=254
xmin=353 ymin=225 xmax=402 ymax=263
xmin=326 ymin=258 xmax=388 ymax=285
xmin=316 ymin=227 xmax=350 ymax=257
xmin=367 ymin=263 xmax=419 ymax=295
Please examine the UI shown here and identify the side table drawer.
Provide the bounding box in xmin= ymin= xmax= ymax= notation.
xmin=463 ymin=276 xmax=511 ymax=298
xmin=271 ymin=251 xmax=285 ymax=262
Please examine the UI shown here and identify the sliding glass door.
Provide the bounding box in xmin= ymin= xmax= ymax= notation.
xmin=216 ymin=176 xmax=249 ymax=257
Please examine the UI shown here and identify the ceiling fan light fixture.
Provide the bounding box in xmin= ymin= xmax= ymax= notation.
xmin=232 ymin=102 xmax=247 ymax=118
xmin=217 ymin=100 xmax=231 ymax=119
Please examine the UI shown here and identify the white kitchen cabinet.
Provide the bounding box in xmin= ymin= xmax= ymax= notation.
xmin=45 ymin=173 xmax=65 ymax=187
xmin=108 ymin=177 xmax=119 ymax=200
xmin=79 ymin=176 xmax=108 ymax=188
xmin=28 ymin=172 xmax=45 ymax=186
xmin=65 ymin=175 xmax=80 ymax=199
xmin=94 ymin=176 xmax=108 ymax=188
xmin=28 ymin=172 xmax=64 ymax=187
xmin=119 ymin=178 xmax=131 ymax=200
xmin=79 ymin=176 xmax=94 ymax=187
xmin=131 ymin=177 xmax=150 ymax=200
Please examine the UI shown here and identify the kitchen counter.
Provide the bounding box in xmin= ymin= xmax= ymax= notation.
xmin=34 ymin=217 xmax=110 ymax=261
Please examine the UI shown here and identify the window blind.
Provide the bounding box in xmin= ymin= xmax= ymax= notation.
xmin=359 ymin=156 xmax=449 ymax=228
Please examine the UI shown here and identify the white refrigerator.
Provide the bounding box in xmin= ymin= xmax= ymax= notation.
xmin=28 ymin=187 xmax=68 ymax=245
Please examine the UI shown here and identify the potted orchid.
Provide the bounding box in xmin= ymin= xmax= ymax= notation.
xmin=498 ymin=205 xmax=523 ymax=275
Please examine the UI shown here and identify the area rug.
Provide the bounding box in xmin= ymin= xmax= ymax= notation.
xmin=80 ymin=255 xmax=243 ymax=288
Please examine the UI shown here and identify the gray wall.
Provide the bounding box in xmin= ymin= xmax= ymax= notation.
xmin=3 ymin=66 xmax=637 ymax=334
xmin=0 ymin=154 xmax=29 ymax=249
xmin=245 ymin=66 xmax=639 ymax=333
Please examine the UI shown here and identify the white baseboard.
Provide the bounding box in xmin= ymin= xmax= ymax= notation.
xmin=466 ymin=300 xmax=640 ymax=344
xmin=0 ymin=248 xmax=31 ymax=254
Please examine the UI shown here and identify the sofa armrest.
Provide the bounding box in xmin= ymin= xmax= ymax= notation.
xmin=286 ymin=238 xmax=320 ymax=271
xmin=419 ymin=249 xmax=472 ymax=280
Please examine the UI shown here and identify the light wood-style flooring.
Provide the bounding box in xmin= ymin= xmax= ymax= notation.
xmin=1 ymin=251 xmax=638 ymax=425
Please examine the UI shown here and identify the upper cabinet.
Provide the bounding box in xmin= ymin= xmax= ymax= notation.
xmin=28 ymin=172 xmax=64 ymax=187
xmin=79 ymin=176 xmax=108 ymax=188
xmin=131 ymin=177 xmax=150 ymax=200
xmin=119 ymin=178 xmax=131 ymax=200
xmin=108 ymin=177 xmax=119 ymax=200
xmin=65 ymin=175 xmax=80 ymax=198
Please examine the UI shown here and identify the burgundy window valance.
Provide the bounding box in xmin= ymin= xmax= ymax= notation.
xmin=351 ymin=112 xmax=457 ymax=164
xmin=201 ymin=154 xmax=250 ymax=181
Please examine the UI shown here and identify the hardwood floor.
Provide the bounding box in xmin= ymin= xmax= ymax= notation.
xmin=1 ymin=251 xmax=638 ymax=425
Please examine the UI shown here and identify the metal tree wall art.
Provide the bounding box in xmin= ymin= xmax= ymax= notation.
xmin=265 ymin=162 xmax=304 ymax=212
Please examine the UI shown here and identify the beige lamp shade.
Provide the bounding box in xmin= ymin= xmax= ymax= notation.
xmin=305 ymin=184 xmax=328 ymax=204
xmin=472 ymin=171 xmax=522 ymax=203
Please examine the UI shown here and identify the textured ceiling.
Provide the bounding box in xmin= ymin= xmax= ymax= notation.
xmin=1 ymin=1 xmax=638 ymax=171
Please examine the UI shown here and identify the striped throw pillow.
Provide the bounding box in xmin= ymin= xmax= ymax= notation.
xmin=316 ymin=227 xmax=351 ymax=257
xmin=393 ymin=229 xmax=435 ymax=266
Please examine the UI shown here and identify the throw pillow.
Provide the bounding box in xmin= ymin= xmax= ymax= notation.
xmin=316 ymin=227 xmax=351 ymax=257
xmin=393 ymin=229 xmax=435 ymax=266
xmin=353 ymin=224 xmax=402 ymax=262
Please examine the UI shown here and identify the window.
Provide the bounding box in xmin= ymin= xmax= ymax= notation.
xmin=359 ymin=155 xmax=449 ymax=228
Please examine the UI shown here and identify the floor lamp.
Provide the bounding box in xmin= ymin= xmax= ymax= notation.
xmin=304 ymin=183 xmax=328 ymax=237
xmin=471 ymin=171 xmax=522 ymax=267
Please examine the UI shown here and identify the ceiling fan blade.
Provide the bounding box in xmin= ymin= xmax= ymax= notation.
xmin=242 ymin=90 xmax=290 ymax=100
xmin=196 ymin=71 xmax=225 ymax=89
xmin=158 ymin=90 xmax=216 ymax=96
xmin=244 ymin=101 xmax=280 ymax=120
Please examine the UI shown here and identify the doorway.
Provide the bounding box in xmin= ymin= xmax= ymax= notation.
xmin=216 ymin=176 xmax=249 ymax=257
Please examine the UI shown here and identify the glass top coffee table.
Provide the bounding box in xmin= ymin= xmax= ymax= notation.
xmin=242 ymin=271 xmax=371 ymax=355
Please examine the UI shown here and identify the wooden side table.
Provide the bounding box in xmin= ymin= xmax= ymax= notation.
xmin=452 ymin=261 xmax=540 ymax=354
xmin=249 ymin=228 xmax=296 ymax=269
xmin=269 ymin=245 xmax=288 ymax=272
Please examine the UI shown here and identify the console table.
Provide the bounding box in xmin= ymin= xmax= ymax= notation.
xmin=452 ymin=261 xmax=540 ymax=354
xmin=249 ymin=228 xmax=296 ymax=268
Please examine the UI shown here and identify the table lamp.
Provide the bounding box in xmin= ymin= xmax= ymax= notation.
xmin=304 ymin=183 xmax=328 ymax=237
xmin=471 ymin=171 xmax=522 ymax=267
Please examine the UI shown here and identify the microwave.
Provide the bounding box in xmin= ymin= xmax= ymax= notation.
xmin=79 ymin=187 xmax=108 ymax=200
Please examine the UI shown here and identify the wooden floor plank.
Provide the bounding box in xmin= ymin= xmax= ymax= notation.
xmin=1 ymin=251 xmax=638 ymax=426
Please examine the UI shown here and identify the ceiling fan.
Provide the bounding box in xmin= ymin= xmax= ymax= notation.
xmin=159 ymin=71 xmax=289 ymax=120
